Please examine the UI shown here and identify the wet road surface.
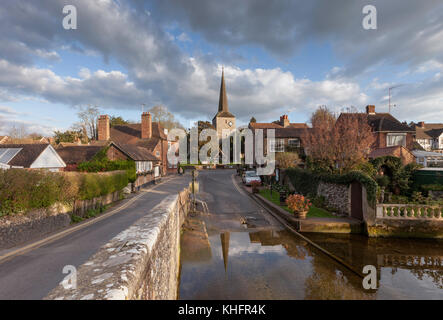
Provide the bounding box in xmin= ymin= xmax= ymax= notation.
xmin=179 ymin=170 xmax=443 ymax=300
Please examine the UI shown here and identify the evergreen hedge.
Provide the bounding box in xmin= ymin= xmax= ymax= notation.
xmin=285 ymin=168 xmax=377 ymax=206
xmin=77 ymin=146 xmax=137 ymax=183
xmin=0 ymin=169 xmax=129 ymax=216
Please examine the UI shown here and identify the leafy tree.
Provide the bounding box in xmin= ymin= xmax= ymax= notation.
xmin=53 ymin=130 xmax=84 ymax=144
xmin=110 ymin=116 xmax=130 ymax=127
xmin=250 ymin=117 xmax=257 ymax=123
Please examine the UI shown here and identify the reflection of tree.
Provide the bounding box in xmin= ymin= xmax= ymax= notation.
xmin=410 ymin=269 xmax=443 ymax=289
xmin=249 ymin=230 xmax=375 ymax=299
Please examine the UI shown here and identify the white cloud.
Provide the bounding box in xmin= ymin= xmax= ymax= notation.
xmin=177 ymin=32 xmax=191 ymax=42
xmin=0 ymin=0 xmax=442 ymax=125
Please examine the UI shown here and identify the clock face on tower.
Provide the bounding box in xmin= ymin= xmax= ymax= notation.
xmin=228 ymin=121 xmax=233 ymax=127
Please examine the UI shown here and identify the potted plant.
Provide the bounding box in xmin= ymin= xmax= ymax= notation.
xmin=251 ymin=181 xmax=261 ymax=194
xmin=286 ymin=194 xmax=312 ymax=219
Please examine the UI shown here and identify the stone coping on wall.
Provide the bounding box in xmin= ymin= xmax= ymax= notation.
xmin=45 ymin=190 xmax=189 ymax=300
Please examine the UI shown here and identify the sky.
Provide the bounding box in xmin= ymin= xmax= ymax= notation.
xmin=1 ymin=0 xmax=443 ymax=136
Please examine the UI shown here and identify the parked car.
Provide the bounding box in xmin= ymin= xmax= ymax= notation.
xmin=242 ymin=170 xmax=261 ymax=186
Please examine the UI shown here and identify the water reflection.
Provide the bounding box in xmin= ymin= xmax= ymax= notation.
xmin=179 ymin=224 xmax=443 ymax=299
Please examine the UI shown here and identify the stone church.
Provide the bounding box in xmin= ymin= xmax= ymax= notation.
xmin=212 ymin=68 xmax=236 ymax=137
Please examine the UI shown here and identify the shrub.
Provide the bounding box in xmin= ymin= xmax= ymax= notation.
xmin=312 ymin=195 xmax=326 ymax=209
xmin=0 ymin=169 xmax=128 ymax=216
xmin=286 ymin=194 xmax=312 ymax=213
xmin=375 ymin=175 xmax=390 ymax=188
xmin=285 ymin=167 xmax=378 ymax=206
xmin=0 ymin=169 xmax=76 ymax=215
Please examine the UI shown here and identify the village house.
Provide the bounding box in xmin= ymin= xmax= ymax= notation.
xmin=56 ymin=141 xmax=162 ymax=187
xmin=337 ymin=105 xmax=416 ymax=164
xmin=0 ymin=144 xmax=66 ymax=171
xmin=56 ymin=145 xmax=104 ymax=171
xmin=412 ymin=122 xmax=443 ymax=152
xmin=94 ymin=112 xmax=175 ymax=175
xmin=249 ymin=115 xmax=308 ymax=155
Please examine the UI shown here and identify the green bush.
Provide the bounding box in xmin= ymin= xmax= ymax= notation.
xmin=375 ymin=175 xmax=390 ymax=188
xmin=0 ymin=169 xmax=128 ymax=216
xmin=76 ymin=171 xmax=128 ymax=200
xmin=0 ymin=169 xmax=76 ymax=215
xmin=285 ymin=168 xmax=378 ymax=206
xmin=78 ymin=159 xmax=136 ymax=183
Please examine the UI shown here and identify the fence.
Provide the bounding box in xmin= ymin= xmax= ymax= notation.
xmin=376 ymin=204 xmax=443 ymax=220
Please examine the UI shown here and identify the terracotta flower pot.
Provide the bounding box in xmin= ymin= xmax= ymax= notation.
xmin=295 ymin=210 xmax=308 ymax=219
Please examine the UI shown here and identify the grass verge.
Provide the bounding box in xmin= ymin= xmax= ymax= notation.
xmin=258 ymin=188 xmax=337 ymax=219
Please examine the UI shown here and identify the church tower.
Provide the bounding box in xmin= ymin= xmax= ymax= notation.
xmin=212 ymin=68 xmax=236 ymax=137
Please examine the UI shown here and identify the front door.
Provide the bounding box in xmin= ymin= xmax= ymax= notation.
xmin=351 ymin=181 xmax=363 ymax=220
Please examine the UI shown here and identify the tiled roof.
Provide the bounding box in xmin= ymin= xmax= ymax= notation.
xmin=414 ymin=123 xmax=443 ymax=139
xmin=135 ymin=138 xmax=161 ymax=152
xmin=269 ymin=128 xmax=307 ymax=138
xmin=249 ymin=122 xmax=308 ymax=130
xmin=338 ymin=113 xmax=414 ymax=132
xmin=111 ymin=142 xmax=160 ymax=161
xmin=56 ymin=146 xmax=103 ymax=164
xmin=0 ymin=144 xmax=49 ymax=167
xmin=109 ymin=122 xmax=167 ymax=144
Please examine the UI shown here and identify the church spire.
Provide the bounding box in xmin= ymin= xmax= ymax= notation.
xmin=218 ymin=67 xmax=229 ymax=113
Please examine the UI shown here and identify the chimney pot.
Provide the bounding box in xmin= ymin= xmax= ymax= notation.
xmin=366 ymin=105 xmax=376 ymax=115
xmin=418 ymin=121 xmax=425 ymax=128
xmin=280 ymin=114 xmax=290 ymax=127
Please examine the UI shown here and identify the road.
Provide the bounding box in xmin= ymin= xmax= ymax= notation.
xmin=196 ymin=169 xmax=280 ymax=231
xmin=0 ymin=174 xmax=190 ymax=300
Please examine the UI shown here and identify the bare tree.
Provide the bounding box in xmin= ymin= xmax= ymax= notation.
xmin=304 ymin=106 xmax=374 ymax=173
xmin=7 ymin=123 xmax=28 ymax=142
xmin=149 ymin=105 xmax=184 ymax=130
xmin=74 ymin=105 xmax=100 ymax=140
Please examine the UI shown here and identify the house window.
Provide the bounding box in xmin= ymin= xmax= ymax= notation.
xmin=269 ymin=138 xmax=285 ymax=152
xmin=156 ymin=151 xmax=160 ymax=157
xmin=386 ymin=133 xmax=406 ymax=147
xmin=288 ymin=138 xmax=300 ymax=148
xmin=136 ymin=161 xmax=153 ymax=173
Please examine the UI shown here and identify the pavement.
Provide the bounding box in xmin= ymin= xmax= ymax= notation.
xmin=0 ymin=174 xmax=191 ymax=300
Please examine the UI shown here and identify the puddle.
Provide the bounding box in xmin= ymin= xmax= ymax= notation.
xmin=179 ymin=214 xmax=443 ymax=300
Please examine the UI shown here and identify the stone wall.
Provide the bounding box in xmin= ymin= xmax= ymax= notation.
xmin=0 ymin=204 xmax=72 ymax=250
xmin=45 ymin=188 xmax=190 ymax=300
xmin=317 ymin=182 xmax=351 ymax=215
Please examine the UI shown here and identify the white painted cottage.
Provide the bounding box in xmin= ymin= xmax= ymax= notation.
xmin=0 ymin=144 xmax=66 ymax=171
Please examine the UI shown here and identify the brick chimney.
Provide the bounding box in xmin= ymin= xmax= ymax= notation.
xmin=97 ymin=115 xmax=110 ymax=141
xmin=366 ymin=105 xmax=376 ymax=115
xmin=280 ymin=115 xmax=290 ymax=127
xmin=141 ymin=112 xmax=152 ymax=139
xmin=418 ymin=121 xmax=425 ymax=128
